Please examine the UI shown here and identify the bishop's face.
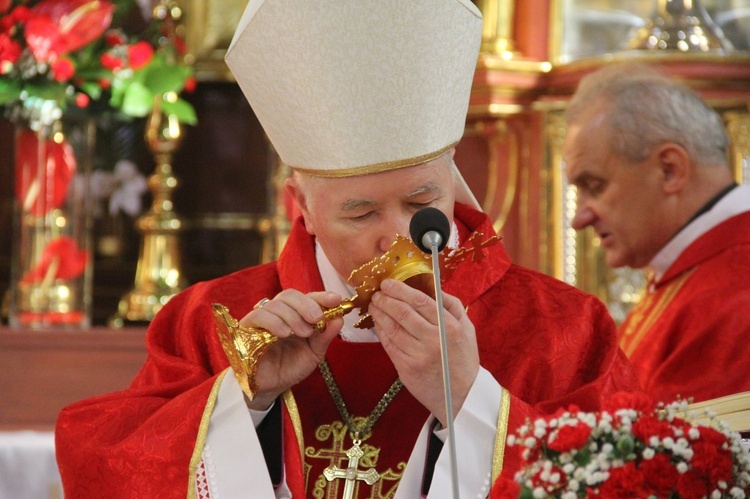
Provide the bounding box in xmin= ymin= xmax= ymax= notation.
xmin=289 ymin=154 xmax=456 ymax=282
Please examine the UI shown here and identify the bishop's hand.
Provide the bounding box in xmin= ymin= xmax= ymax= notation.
xmin=368 ymin=278 xmax=480 ymax=427
xmin=238 ymin=290 xmax=344 ymax=411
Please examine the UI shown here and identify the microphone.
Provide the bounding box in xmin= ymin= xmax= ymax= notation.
xmin=409 ymin=206 xmax=451 ymax=254
xmin=409 ymin=207 xmax=460 ymax=499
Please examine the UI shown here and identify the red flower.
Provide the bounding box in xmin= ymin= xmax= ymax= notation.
xmin=74 ymin=92 xmax=89 ymax=107
xmin=104 ymin=29 xmax=125 ymax=46
xmin=597 ymin=462 xmax=646 ymax=498
xmin=50 ymin=56 xmax=75 ymax=81
xmin=127 ymin=40 xmax=153 ymax=70
xmin=14 ymin=128 xmax=77 ymax=216
xmin=0 ymin=32 xmax=21 ymax=70
xmin=100 ymin=51 xmax=123 ymax=70
xmin=632 ymin=414 xmax=675 ymax=442
xmin=640 ymin=453 xmax=679 ymax=496
xmin=489 ymin=475 xmax=521 ymax=499
xmin=20 ymin=236 xmax=89 ymax=283
xmin=0 ymin=5 xmax=32 ymax=31
xmin=24 ymin=0 xmax=114 ymax=62
xmin=184 ymin=75 xmax=197 ymax=93
xmin=602 ymin=391 xmax=655 ymax=414
xmin=547 ymin=422 xmax=592 ymax=453
xmin=692 ymin=441 xmax=734 ymax=484
xmin=0 ymin=0 xmax=11 ymax=15
xmin=676 ymin=469 xmax=712 ymax=499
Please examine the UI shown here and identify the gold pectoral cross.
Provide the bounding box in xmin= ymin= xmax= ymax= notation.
xmin=323 ymin=438 xmax=379 ymax=499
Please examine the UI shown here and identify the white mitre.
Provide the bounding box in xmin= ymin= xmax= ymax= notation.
xmin=225 ymin=0 xmax=483 ymax=209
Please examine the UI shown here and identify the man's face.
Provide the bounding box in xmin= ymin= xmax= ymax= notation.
xmin=290 ymin=156 xmax=456 ymax=281
xmin=563 ymin=114 xmax=671 ymax=269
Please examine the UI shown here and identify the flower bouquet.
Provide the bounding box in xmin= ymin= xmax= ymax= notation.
xmin=492 ymin=392 xmax=750 ymax=499
xmin=0 ymin=0 xmax=196 ymax=126
xmin=0 ymin=0 xmax=196 ymax=326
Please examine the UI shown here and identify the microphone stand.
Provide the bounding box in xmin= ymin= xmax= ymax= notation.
xmin=424 ymin=233 xmax=460 ymax=499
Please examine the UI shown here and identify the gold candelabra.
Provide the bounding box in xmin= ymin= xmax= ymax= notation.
xmin=109 ymin=93 xmax=186 ymax=327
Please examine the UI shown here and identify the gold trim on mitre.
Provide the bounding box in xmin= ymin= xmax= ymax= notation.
xmin=290 ymin=142 xmax=459 ymax=178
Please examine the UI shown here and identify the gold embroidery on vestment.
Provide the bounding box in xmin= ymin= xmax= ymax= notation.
xmin=306 ymin=420 xmax=404 ymax=498
xmin=619 ymin=270 xmax=694 ymax=357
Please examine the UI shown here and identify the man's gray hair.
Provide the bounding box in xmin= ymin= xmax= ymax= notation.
xmin=566 ymin=63 xmax=728 ymax=165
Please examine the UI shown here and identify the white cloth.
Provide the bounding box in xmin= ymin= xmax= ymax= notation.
xmin=650 ymin=184 xmax=750 ymax=284
xmin=0 ymin=431 xmax=62 ymax=499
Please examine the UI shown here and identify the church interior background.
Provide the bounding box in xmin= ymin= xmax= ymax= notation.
xmin=0 ymin=0 xmax=749 ymax=494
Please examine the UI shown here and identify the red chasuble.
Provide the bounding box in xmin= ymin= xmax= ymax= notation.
xmin=619 ymin=211 xmax=750 ymax=404
xmin=55 ymin=203 xmax=638 ymax=498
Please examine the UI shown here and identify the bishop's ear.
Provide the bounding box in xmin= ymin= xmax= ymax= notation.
xmin=655 ymin=142 xmax=691 ymax=194
xmin=284 ymin=176 xmax=316 ymax=235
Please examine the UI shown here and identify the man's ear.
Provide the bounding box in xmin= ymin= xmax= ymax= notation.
xmin=655 ymin=143 xmax=690 ymax=194
xmin=284 ymin=177 xmax=316 ymax=235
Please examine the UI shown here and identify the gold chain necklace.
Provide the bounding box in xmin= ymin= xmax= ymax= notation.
xmin=318 ymin=359 xmax=403 ymax=440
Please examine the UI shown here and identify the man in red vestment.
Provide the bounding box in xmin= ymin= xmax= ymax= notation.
xmin=56 ymin=2 xmax=638 ymax=497
xmin=564 ymin=63 xmax=750 ymax=404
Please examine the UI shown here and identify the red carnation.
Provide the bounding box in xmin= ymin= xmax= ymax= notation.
xmin=597 ymin=462 xmax=646 ymax=498
xmin=50 ymin=56 xmax=75 ymax=81
xmin=489 ymin=475 xmax=521 ymax=499
xmin=603 ymin=391 xmax=655 ymax=414
xmin=127 ymin=40 xmax=153 ymax=70
xmin=547 ymin=422 xmax=591 ymax=453
xmin=692 ymin=441 xmax=734 ymax=484
xmin=632 ymin=414 xmax=675 ymax=442
xmin=0 ymin=0 xmax=10 ymax=15
xmin=640 ymin=453 xmax=679 ymax=496
xmin=676 ymin=469 xmax=712 ymax=499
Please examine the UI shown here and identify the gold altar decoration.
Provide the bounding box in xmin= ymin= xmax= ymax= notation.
xmin=213 ymin=232 xmax=499 ymax=400
xmin=109 ymin=93 xmax=187 ymax=327
xmin=628 ymin=0 xmax=734 ymax=53
xmin=475 ymin=0 xmax=519 ymax=59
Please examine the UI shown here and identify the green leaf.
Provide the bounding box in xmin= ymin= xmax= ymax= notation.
xmin=0 ymin=79 xmax=23 ymax=105
xmin=144 ymin=64 xmax=192 ymax=95
xmin=120 ymin=82 xmax=154 ymax=118
xmin=161 ymin=97 xmax=198 ymax=126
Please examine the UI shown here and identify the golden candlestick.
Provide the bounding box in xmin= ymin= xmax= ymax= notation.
xmin=109 ymin=93 xmax=187 ymax=327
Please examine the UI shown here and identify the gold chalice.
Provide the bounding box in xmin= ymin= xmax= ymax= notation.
xmin=213 ymin=232 xmax=498 ymax=399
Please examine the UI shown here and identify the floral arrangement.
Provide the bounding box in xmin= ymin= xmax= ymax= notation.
xmin=0 ymin=0 xmax=197 ymax=127
xmin=492 ymin=392 xmax=750 ymax=499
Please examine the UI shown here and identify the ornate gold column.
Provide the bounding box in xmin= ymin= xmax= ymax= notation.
xmin=475 ymin=0 xmax=519 ymax=59
xmin=725 ymin=109 xmax=750 ymax=184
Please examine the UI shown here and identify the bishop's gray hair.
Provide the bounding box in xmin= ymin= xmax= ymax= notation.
xmin=566 ymin=63 xmax=728 ymax=166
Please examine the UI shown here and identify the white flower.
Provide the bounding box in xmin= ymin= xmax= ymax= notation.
xmin=642 ymin=448 xmax=655 ymax=459
xmin=108 ymin=160 xmax=148 ymax=216
xmin=729 ymin=486 xmax=747 ymax=498
xmin=561 ymin=492 xmax=577 ymax=499
xmin=532 ymin=487 xmax=546 ymax=498
xmin=676 ymin=462 xmax=688 ymax=474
